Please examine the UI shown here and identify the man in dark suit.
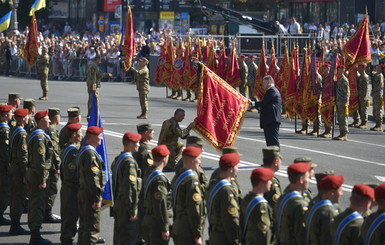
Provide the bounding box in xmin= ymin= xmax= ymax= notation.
xmin=254 ymin=75 xmax=282 ymax=147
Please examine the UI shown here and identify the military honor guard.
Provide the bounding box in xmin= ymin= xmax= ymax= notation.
xmin=36 ymin=48 xmax=50 ymax=100
xmin=262 ymin=146 xmax=283 ymax=209
xmin=306 ymin=174 xmax=344 ymax=244
xmin=241 ymin=167 xmax=275 ymax=245
xmin=134 ymin=123 xmax=154 ymax=176
xmin=59 ymin=107 xmax=82 ymax=150
xmin=333 ymin=65 xmax=350 ymax=140
xmin=308 ymin=170 xmax=335 ymax=209
xmin=26 ymin=111 xmax=53 ymax=245
xmin=7 ymin=93 xmax=21 ymax=129
xmin=238 ymin=54 xmax=248 ymax=97
xmin=351 ymin=63 xmax=370 ymax=128
xmin=142 ymin=145 xmax=172 ymax=245
xmin=274 ymin=162 xmax=311 ymax=245
xmin=171 ymin=146 xmax=205 ymax=245
xmin=331 ymin=184 xmax=374 ymax=245
xmin=60 ymin=123 xmax=83 ymax=245
xmin=0 ymin=104 xmax=13 ymax=226
xmin=77 ymin=126 xmax=106 ymax=245
xmin=23 ymin=99 xmax=37 ymax=133
xmin=246 ymin=55 xmax=258 ymax=102
xmin=44 ymin=108 xmax=61 ymax=223
xmin=8 ymin=108 xmax=30 ymax=235
xmin=131 ymin=57 xmax=150 ymax=119
xmin=370 ymin=64 xmax=384 ymax=131
xmin=206 ymin=152 xmax=241 ymax=245
xmin=111 ymin=132 xmax=142 ymax=245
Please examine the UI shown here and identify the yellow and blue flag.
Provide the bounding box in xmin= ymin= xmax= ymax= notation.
xmin=88 ymin=90 xmax=113 ymax=208
xmin=0 ymin=11 xmax=12 ymax=33
xmin=29 ymin=0 xmax=46 ymax=16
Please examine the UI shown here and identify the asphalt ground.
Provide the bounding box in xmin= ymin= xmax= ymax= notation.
xmin=0 ymin=76 xmax=384 ymax=244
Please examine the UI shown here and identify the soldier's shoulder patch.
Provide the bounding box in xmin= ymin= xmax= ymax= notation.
xmin=129 ymin=175 xmax=137 ymax=182
xmin=260 ymin=208 xmax=267 ymax=214
xmin=22 ymin=144 xmax=27 ymax=151
xmin=5 ymin=139 xmax=9 ymax=145
xmin=147 ymin=158 xmax=153 ymax=166
xmin=229 ymin=193 xmax=234 ymax=198
xmin=154 ymin=191 xmax=163 ymax=200
xmin=11 ymin=121 xmax=16 ymax=126
xmin=37 ymin=146 xmax=45 ymax=155
xmin=91 ymin=166 xmax=99 ymax=173
xmin=303 ymin=206 xmax=309 ymax=212
xmin=130 ymin=162 xmax=135 ymax=166
xmin=272 ymin=194 xmax=280 ymax=202
xmin=303 ymin=192 xmax=308 ymax=197
xmin=68 ymin=163 xmax=76 ymax=170
xmin=258 ymin=222 xmax=268 ymax=231
xmin=302 ymin=222 xmax=306 ymax=228
xmin=193 ymin=180 xmax=199 ymax=185
xmin=192 ymin=193 xmax=202 ymax=202
xmin=273 ymin=183 xmax=279 ymax=187
xmin=230 ymin=177 xmax=235 ymax=181
xmin=22 ymin=135 xmax=26 ymax=138
xmin=228 ymin=206 xmax=237 ymax=215
xmin=91 ymin=156 xmax=96 ymax=160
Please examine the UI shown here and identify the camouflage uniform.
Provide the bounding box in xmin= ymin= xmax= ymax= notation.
xmin=371 ymin=71 xmax=384 ymax=130
xmin=77 ymin=144 xmax=106 ymax=245
xmin=239 ymin=60 xmax=248 ymax=97
xmin=247 ymin=60 xmax=258 ymax=101
xmin=36 ymin=53 xmax=50 ymax=99
xmin=0 ymin=121 xmax=11 ymax=220
xmin=132 ymin=65 xmax=150 ymax=117
xmin=86 ymin=61 xmax=103 ymax=118
xmin=335 ymin=74 xmax=350 ymax=139
xmin=264 ymin=176 xmax=282 ymax=210
xmin=360 ymin=209 xmax=385 ymax=245
xmin=330 ymin=208 xmax=363 ymax=245
xmin=353 ymin=71 xmax=370 ymax=127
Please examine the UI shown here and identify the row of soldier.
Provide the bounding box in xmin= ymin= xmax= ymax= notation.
xmin=1 ymin=93 xmax=385 ymax=245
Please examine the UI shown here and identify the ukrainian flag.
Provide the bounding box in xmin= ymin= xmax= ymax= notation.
xmin=29 ymin=0 xmax=46 ymax=16
xmin=0 ymin=11 xmax=12 ymax=33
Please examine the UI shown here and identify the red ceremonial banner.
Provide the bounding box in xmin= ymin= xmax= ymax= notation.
xmin=194 ymin=64 xmax=249 ymax=150
xmin=154 ymin=38 xmax=166 ymax=86
xmin=347 ymin=65 xmax=359 ymax=114
xmin=123 ymin=5 xmax=135 ymax=70
xmin=299 ymin=48 xmax=313 ymax=120
xmin=276 ymin=44 xmax=290 ymax=99
xmin=342 ymin=13 xmax=371 ymax=67
xmin=226 ymin=41 xmax=241 ymax=87
xmin=206 ymin=41 xmax=217 ymax=73
xmin=268 ymin=43 xmax=279 ymax=84
xmin=254 ymin=42 xmax=268 ymax=100
xmin=284 ymin=45 xmax=300 ymax=119
xmin=216 ymin=41 xmax=227 ymax=80
xmin=24 ymin=14 xmax=39 ymax=67
xmin=162 ymin=37 xmax=175 ymax=88
xmin=170 ymin=38 xmax=184 ymax=90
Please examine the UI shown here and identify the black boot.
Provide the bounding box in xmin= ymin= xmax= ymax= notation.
xmin=43 ymin=209 xmax=61 ymax=223
xmin=29 ymin=229 xmax=52 ymax=245
xmin=9 ymin=221 xmax=30 ymax=235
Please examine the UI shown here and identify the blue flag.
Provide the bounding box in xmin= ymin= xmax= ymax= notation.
xmin=88 ymin=90 xmax=113 ymax=208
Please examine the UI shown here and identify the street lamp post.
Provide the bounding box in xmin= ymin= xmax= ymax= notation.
xmin=10 ymin=0 xmax=19 ymax=31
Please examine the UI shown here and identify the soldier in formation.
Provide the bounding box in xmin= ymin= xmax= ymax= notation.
xmin=238 ymin=54 xmax=248 ymax=97
xmin=351 ymin=63 xmax=370 ymax=129
xmin=59 ymin=107 xmax=82 ymax=150
xmin=333 ymin=65 xmax=350 ymax=141
xmin=370 ymin=64 xmax=384 ymax=131
xmin=23 ymin=99 xmax=37 ymax=133
xmin=131 ymin=57 xmax=150 ymax=119
xmin=36 ymin=48 xmax=50 ymax=101
xmin=246 ymin=55 xmax=258 ymax=103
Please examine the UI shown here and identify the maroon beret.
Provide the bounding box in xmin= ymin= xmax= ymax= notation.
xmin=219 ymin=153 xmax=240 ymax=167
xmin=353 ymin=184 xmax=375 ymax=200
xmin=320 ymin=175 xmax=345 ymax=190
xmin=337 ymin=65 xmax=346 ymax=69
xmin=152 ymin=145 xmax=170 ymax=157
xmin=0 ymin=104 xmax=13 ymax=112
xmin=240 ymin=54 xmax=246 ymax=58
xmin=34 ymin=111 xmax=48 ymax=120
xmin=251 ymin=168 xmax=274 ymax=182
xmin=182 ymin=146 xmax=202 ymax=157
xmin=287 ymin=162 xmax=311 ymax=174
xmin=14 ymin=108 xmax=29 ymax=117
xmin=86 ymin=126 xmax=103 ymax=135
xmin=375 ymin=183 xmax=385 ymax=200
xmin=248 ymin=55 xmax=255 ymax=58
xmin=123 ymin=132 xmax=142 ymax=142
xmin=67 ymin=123 xmax=82 ymax=132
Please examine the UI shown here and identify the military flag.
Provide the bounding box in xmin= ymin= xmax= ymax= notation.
xmin=276 ymin=44 xmax=290 ymax=98
xmin=154 ymin=37 xmax=167 ymax=86
xmin=170 ymin=38 xmax=185 ymax=90
xmin=194 ymin=64 xmax=249 ymax=150
xmin=202 ymin=39 xmax=209 ymax=63
xmin=195 ymin=38 xmax=202 ymax=61
xmin=182 ymin=37 xmax=198 ymax=91
xmin=304 ymin=51 xmax=320 ymax=122
xmin=88 ymin=90 xmax=112 ymax=208
xmin=320 ymin=52 xmax=338 ymax=126
xmin=268 ymin=42 xmax=279 ymax=83
xmin=284 ymin=45 xmax=300 ymax=119
xmin=226 ymin=40 xmax=241 ymax=87
xmin=122 ymin=5 xmax=135 ymax=70
xmin=162 ymin=36 xmax=175 ymax=88
xmin=342 ymin=13 xmax=371 ymax=67
xmin=216 ymin=41 xmax=227 ymax=79
xmin=254 ymin=42 xmax=268 ymax=100
xmin=347 ymin=65 xmax=359 ymax=114
xmin=24 ymin=14 xmax=39 ymax=67
xmin=29 ymin=0 xmax=46 ymax=16
xmin=0 ymin=11 xmax=12 ymax=33
xmin=206 ymin=41 xmax=217 ymax=73
xmin=299 ymin=48 xmax=313 ymax=120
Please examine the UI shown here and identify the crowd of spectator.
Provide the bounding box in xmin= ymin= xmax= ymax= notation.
xmin=2 ymin=17 xmax=385 ymax=80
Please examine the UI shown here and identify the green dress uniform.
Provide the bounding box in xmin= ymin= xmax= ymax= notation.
xmin=45 ymin=124 xmax=61 ymax=216
xmin=306 ymin=199 xmax=339 ymax=245
xmin=24 ymin=119 xmax=37 ymax=134
xmin=210 ymin=169 xmax=242 ymax=202
xmin=132 ymin=65 xmax=150 ymax=116
xmin=36 ymin=54 xmax=50 ymax=99
xmin=8 ymin=125 xmax=28 ymax=227
xmin=0 ymin=121 xmax=11 ymax=219
xmin=264 ymin=176 xmax=282 ymax=209
xmin=330 ymin=208 xmax=363 ymax=245
xmin=142 ymin=165 xmax=172 ymax=245
xmin=274 ymin=189 xmax=308 ymax=245
xmin=371 ymin=71 xmax=384 ymax=128
xmin=77 ymin=144 xmax=106 ymax=245
xmin=60 ymin=142 xmax=80 ymax=244
xmin=134 ymin=140 xmax=153 ymax=177
xmin=247 ymin=61 xmax=258 ymax=101
xmin=58 ymin=122 xmax=71 ymax=150
xmin=360 ymin=209 xmax=385 ymax=245
xmin=171 ymin=169 xmax=205 ymax=244
xmin=86 ymin=61 xmax=103 ymax=118
xmin=239 ymin=60 xmax=248 ymax=96
xmin=240 ymin=192 xmax=273 ymax=245
xmin=111 ymin=152 xmax=142 ymax=245
xmin=335 ymin=74 xmax=350 ymax=137
xmin=26 ymin=128 xmax=53 ymax=230
xmin=206 ymin=178 xmax=240 ymax=245
xmin=158 ymin=118 xmax=193 ymax=170
xmin=175 ymin=159 xmax=209 ymax=195
xmin=353 ymin=72 xmax=370 ymax=126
